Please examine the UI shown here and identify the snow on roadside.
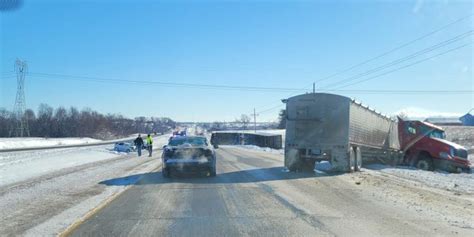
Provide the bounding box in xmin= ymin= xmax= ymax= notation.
xmin=0 ymin=137 xmax=101 ymax=149
xmin=364 ymin=164 xmax=474 ymax=194
xmin=0 ymin=135 xmax=170 ymax=187
xmin=0 ymin=145 xmax=119 ymax=187
xmin=1 ymin=135 xmax=170 ymax=235
xmin=215 ymin=129 xmax=286 ymax=145
xmin=232 ymin=144 xmax=474 ymax=194
xmin=230 ymin=145 xmax=284 ymax=155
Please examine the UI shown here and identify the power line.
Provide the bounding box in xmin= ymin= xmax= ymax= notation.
xmin=253 ymin=15 xmax=473 ymax=113
xmin=335 ymin=43 xmax=471 ymax=89
xmin=27 ymin=72 xmax=307 ymax=92
xmin=256 ymin=88 xmax=474 ymax=115
xmin=25 ymin=71 xmax=472 ymax=96
xmin=255 ymin=37 xmax=472 ymax=114
xmin=330 ymin=42 xmax=471 ymax=90
xmin=326 ymin=89 xmax=473 ymax=94
xmin=257 ymin=104 xmax=285 ymax=115
xmin=312 ymin=14 xmax=473 ymax=85
xmin=321 ymin=30 xmax=473 ymax=89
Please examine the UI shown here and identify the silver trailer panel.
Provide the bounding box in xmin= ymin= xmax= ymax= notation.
xmin=284 ymin=93 xmax=400 ymax=172
xmin=286 ymin=93 xmax=350 ymax=146
xmin=349 ymin=102 xmax=400 ymax=150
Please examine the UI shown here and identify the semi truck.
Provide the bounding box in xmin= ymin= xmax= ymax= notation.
xmin=283 ymin=93 xmax=471 ymax=173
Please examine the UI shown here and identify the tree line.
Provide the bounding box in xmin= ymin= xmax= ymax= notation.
xmin=0 ymin=104 xmax=176 ymax=139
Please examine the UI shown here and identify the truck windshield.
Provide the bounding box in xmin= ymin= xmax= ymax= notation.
xmin=429 ymin=130 xmax=446 ymax=139
xmin=419 ymin=125 xmax=446 ymax=139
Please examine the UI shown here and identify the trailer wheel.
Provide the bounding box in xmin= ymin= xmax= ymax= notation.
xmin=162 ymin=167 xmax=170 ymax=178
xmin=209 ymin=167 xmax=217 ymax=177
xmin=348 ymin=147 xmax=356 ymax=172
xmin=304 ymin=159 xmax=316 ymax=171
xmin=355 ymin=147 xmax=362 ymax=171
xmin=416 ymin=154 xmax=434 ymax=171
xmin=287 ymin=161 xmax=301 ymax=172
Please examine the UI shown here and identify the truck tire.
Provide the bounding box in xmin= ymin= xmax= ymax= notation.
xmin=355 ymin=147 xmax=362 ymax=171
xmin=303 ymin=159 xmax=316 ymax=171
xmin=348 ymin=147 xmax=356 ymax=172
xmin=287 ymin=160 xmax=301 ymax=172
xmin=210 ymin=167 xmax=217 ymax=177
xmin=162 ymin=168 xmax=170 ymax=178
xmin=416 ymin=154 xmax=434 ymax=171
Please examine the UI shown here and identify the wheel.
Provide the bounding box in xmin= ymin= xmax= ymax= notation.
xmin=416 ymin=154 xmax=434 ymax=171
xmin=126 ymin=149 xmax=131 ymax=153
xmin=209 ymin=167 xmax=216 ymax=177
xmin=348 ymin=147 xmax=356 ymax=172
xmin=287 ymin=159 xmax=302 ymax=172
xmin=303 ymin=159 xmax=316 ymax=171
xmin=162 ymin=168 xmax=170 ymax=178
xmin=355 ymin=147 xmax=362 ymax=171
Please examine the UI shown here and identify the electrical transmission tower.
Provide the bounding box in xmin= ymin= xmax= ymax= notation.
xmin=10 ymin=59 xmax=30 ymax=137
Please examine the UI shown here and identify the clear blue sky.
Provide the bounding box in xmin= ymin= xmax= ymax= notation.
xmin=1 ymin=0 xmax=472 ymax=122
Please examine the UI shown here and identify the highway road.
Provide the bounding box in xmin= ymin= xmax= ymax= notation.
xmin=70 ymin=146 xmax=473 ymax=236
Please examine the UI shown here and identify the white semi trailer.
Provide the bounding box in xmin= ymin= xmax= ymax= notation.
xmin=283 ymin=93 xmax=401 ymax=172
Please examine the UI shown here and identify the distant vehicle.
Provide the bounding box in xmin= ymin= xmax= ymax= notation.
xmin=114 ymin=142 xmax=136 ymax=153
xmin=172 ymin=130 xmax=187 ymax=137
xmin=162 ymin=136 xmax=216 ymax=177
xmin=142 ymin=140 xmax=151 ymax=150
xmin=283 ymin=93 xmax=470 ymax=173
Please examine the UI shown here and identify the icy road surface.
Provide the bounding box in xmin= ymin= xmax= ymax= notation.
xmin=71 ymin=147 xmax=473 ymax=237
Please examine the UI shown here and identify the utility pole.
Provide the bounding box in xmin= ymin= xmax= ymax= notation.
xmin=251 ymin=108 xmax=258 ymax=133
xmin=313 ymin=82 xmax=315 ymax=93
xmin=10 ymin=59 xmax=30 ymax=137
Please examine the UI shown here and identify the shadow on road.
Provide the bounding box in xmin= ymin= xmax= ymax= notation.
xmin=99 ymin=167 xmax=341 ymax=186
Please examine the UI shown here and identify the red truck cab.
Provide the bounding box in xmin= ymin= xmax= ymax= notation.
xmin=398 ymin=118 xmax=471 ymax=172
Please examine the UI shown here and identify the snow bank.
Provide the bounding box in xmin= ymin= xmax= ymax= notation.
xmin=0 ymin=135 xmax=170 ymax=187
xmin=0 ymin=145 xmax=118 ymax=187
xmin=231 ymin=145 xmax=284 ymax=155
xmin=365 ymin=164 xmax=474 ymax=194
xmin=217 ymin=129 xmax=285 ymax=136
xmin=0 ymin=137 xmax=101 ymax=150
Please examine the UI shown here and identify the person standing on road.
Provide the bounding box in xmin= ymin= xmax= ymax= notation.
xmin=134 ymin=134 xmax=144 ymax=157
xmin=146 ymin=134 xmax=153 ymax=157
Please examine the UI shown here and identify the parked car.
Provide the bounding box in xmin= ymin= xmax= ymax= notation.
xmin=162 ymin=136 xmax=216 ymax=177
xmin=114 ymin=142 xmax=136 ymax=153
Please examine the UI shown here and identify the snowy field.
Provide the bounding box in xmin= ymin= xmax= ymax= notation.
xmin=0 ymin=137 xmax=101 ymax=150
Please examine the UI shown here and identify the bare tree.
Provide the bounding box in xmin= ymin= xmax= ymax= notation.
xmin=0 ymin=104 xmax=176 ymax=138
xmin=237 ymin=114 xmax=251 ymax=129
